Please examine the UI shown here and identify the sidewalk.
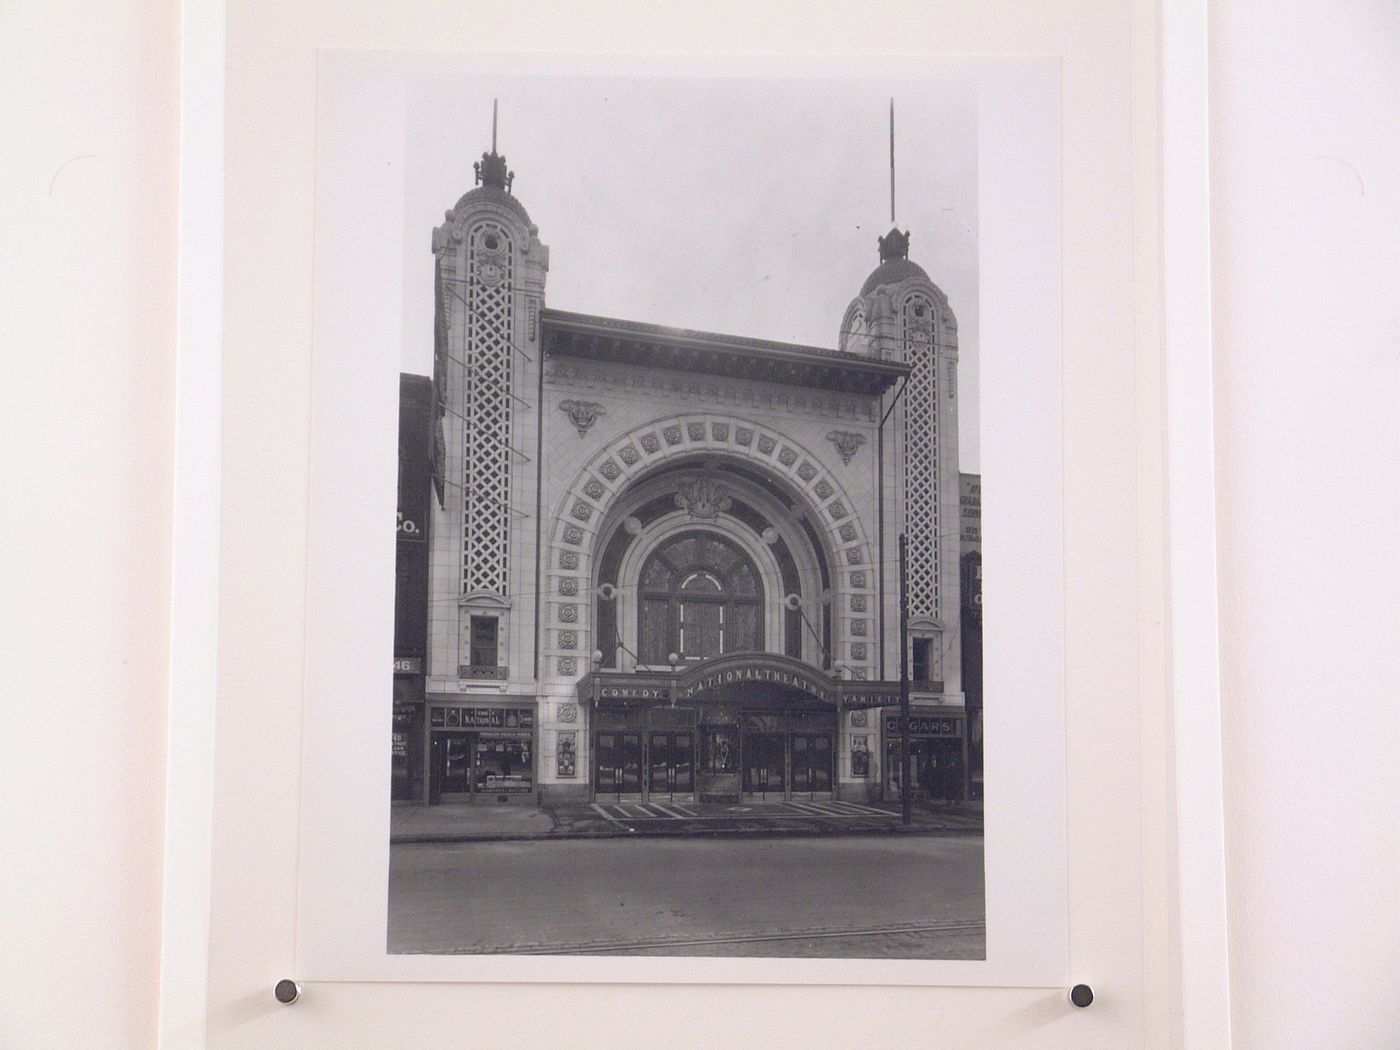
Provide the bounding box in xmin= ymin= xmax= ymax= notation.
xmin=390 ymin=797 xmax=983 ymax=844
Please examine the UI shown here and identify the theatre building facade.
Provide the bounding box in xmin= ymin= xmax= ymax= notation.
xmin=407 ymin=137 xmax=971 ymax=806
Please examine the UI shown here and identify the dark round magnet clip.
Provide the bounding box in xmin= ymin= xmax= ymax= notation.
xmin=274 ymin=979 xmax=301 ymax=1005
xmin=1069 ymin=984 xmax=1094 ymax=1008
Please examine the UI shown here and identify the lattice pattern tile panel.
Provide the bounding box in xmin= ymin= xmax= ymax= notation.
xmin=902 ymin=293 xmax=939 ymax=619
xmin=462 ymin=222 xmax=515 ymax=597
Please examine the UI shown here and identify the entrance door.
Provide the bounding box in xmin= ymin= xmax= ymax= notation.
xmin=434 ymin=733 xmax=474 ymax=798
xmin=926 ymin=739 xmax=965 ymax=802
xmin=790 ymin=733 xmax=833 ymax=796
xmin=648 ymin=731 xmax=695 ymax=799
xmin=742 ymin=732 xmax=786 ymax=798
xmin=595 ymin=730 xmax=644 ymax=799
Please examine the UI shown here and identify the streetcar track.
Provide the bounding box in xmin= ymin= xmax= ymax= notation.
xmin=409 ymin=918 xmax=986 ymax=956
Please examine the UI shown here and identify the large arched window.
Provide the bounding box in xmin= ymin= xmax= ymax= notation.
xmin=637 ymin=531 xmax=763 ymax=664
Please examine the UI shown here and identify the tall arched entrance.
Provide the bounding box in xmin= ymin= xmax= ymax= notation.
xmin=583 ymin=453 xmax=844 ymax=804
xmin=555 ymin=415 xmax=900 ymax=805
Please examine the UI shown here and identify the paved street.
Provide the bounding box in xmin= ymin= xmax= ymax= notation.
xmin=388 ymin=834 xmax=984 ymax=959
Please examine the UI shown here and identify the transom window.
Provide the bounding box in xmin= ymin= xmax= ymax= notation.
xmin=638 ymin=531 xmax=763 ymax=664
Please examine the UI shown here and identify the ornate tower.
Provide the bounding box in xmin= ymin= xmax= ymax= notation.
xmin=428 ymin=118 xmax=549 ymax=691
xmin=841 ymin=225 xmax=962 ymax=696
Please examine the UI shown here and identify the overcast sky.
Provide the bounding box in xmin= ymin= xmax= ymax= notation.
xmin=400 ymin=71 xmax=980 ymax=470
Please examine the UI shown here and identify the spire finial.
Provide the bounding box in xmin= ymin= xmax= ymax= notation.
xmin=890 ymin=98 xmax=901 ymax=226
xmin=492 ymin=98 xmax=498 ymax=153
xmin=877 ymin=98 xmax=909 ymax=263
xmin=473 ymin=100 xmax=515 ymax=194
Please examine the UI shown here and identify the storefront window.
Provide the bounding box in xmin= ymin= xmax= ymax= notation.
xmin=474 ymin=736 xmax=532 ymax=793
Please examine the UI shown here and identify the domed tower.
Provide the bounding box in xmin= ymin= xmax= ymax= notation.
xmin=843 ymin=225 xmax=962 ymax=697
xmin=428 ymin=112 xmax=549 ymax=694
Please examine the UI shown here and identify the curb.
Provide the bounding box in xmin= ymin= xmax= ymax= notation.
xmin=391 ymin=824 xmax=983 ymax=846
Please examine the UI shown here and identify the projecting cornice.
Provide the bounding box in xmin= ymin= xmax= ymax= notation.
xmin=541 ymin=309 xmax=910 ymax=397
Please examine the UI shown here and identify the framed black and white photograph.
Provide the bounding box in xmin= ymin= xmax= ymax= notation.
xmin=158 ymin=3 xmax=1243 ymax=1046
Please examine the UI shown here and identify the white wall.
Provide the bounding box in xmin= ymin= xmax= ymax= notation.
xmin=0 ymin=2 xmax=178 ymax=1049
xmin=5 ymin=1 xmax=1400 ymax=1047
xmin=1210 ymin=1 xmax=1400 ymax=1046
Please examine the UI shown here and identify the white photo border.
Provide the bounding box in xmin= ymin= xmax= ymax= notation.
xmin=294 ymin=50 xmax=1066 ymax=987
xmin=167 ymin=2 xmax=1231 ymax=1045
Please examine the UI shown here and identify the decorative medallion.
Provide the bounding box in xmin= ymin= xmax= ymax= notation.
xmin=757 ymin=435 xmax=776 ymax=455
xmin=851 ymin=571 xmax=868 ymax=589
xmin=619 ymin=446 xmax=641 ymax=466
xmin=599 ymin=458 xmax=621 ymax=480
xmin=814 ymin=480 xmax=835 ymax=501
xmin=584 ymin=478 xmax=605 ymax=500
xmin=851 ymin=710 xmax=868 ymax=727
xmin=797 ymin=462 xmax=818 ymax=482
xmin=828 ymin=500 xmax=848 ymax=519
xmin=662 ymin=425 xmax=683 ymax=446
xmin=558 ymin=657 xmax=578 ymax=676
xmin=839 ymin=523 xmax=857 ymax=542
xmin=559 ymin=604 xmax=578 ymax=623
xmin=778 ymin=447 xmax=798 ymax=467
xmin=845 ymin=548 xmax=863 ymax=565
xmin=558 ymin=703 xmax=578 ymax=723
xmin=734 ymin=427 xmax=754 ymax=446
xmin=711 ymin=423 xmax=730 ymax=441
xmin=851 ymin=619 xmax=868 ymax=636
xmin=560 ymin=550 xmax=579 ymax=570
xmin=559 ymin=578 xmax=579 ymax=596
xmin=827 ymin=430 xmax=868 ymax=465
xmin=850 ymin=668 xmax=867 ymax=681
xmin=686 ymin=422 xmax=706 ymax=441
xmin=478 ymin=258 xmax=506 ymax=288
xmin=851 ymin=595 xmax=867 ymax=612
xmin=640 ymin=434 xmax=661 ymax=454
xmin=571 ymin=500 xmax=593 ymax=522
xmin=559 ymin=630 xmax=578 ymax=649
xmin=675 ymin=477 xmax=733 ymax=520
xmin=851 ymin=643 xmax=868 ymax=661
xmin=563 ymin=524 xmax=584 ymax=545
xmin=559 ymin=399 xmax=606 ymax=437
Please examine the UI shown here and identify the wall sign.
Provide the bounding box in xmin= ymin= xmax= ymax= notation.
xmin=556 ymin=731 xmax=577 ymax=778
xmin=885 ymin=715 xmax=962 ymax=737
xmin=851 ymin=735 xmax=870 ymax=777
xmin=429 ymin=706 xmax=535 ymax=729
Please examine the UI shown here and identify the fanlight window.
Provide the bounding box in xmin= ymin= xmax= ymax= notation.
xmin=638 ymin=532 xmax=764 ymax=664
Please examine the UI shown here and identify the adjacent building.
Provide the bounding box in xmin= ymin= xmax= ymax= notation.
xmin=399 ymin=133 xmax=977 ymax=807
xmin=392 ymin=373 xmax=436 ymax=801
xmin=960 ymin=471 xmax=983 ymax=798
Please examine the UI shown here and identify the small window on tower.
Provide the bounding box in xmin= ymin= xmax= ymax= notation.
xmin=470 ymin=616 xmax=499 ymax=667
xmin=912 ymin=636 xmax=932 ymax=683
xmin=483 ymin=234 xmax=499 ymax=250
